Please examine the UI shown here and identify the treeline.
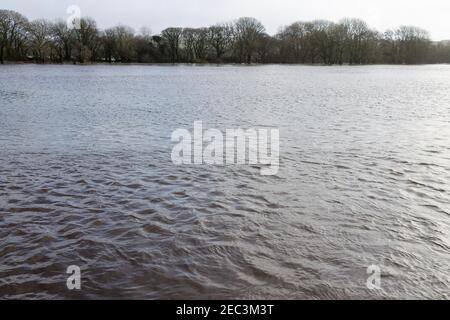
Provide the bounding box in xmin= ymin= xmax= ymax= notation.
xmin=1 ymin=9 xmax=450 ymax=65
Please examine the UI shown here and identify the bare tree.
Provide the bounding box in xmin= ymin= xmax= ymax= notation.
xmin=52 ymin=20 xmax=74 ymax=62
xmin=101 ymin=28 xmax=116 ymax=63
xmin=208 ymin=23 xmax=233 ymax=61
xmin=28 ymin=19 xmax=52 ymax=63
xmin=0 ymin=10 xmax=29 ymax=63
xmin=192 ymin=28 xmax=208 ymax=61
xmin=115 ymin=25 xmax=135 ymax=62
xmin=277 ymin=22 xmax=316 ymax=63
xmin=182 ymin=28 xmax=197 ymax=62
xmin=101 ymin=25 xmax=136 ymax=62
xmin=394 ymin=26 xmax=430 ymax=64
xmin=308 ymin=20 xmax=336 ymax=65
xmin=429 ymin=40 xmax=450 ymax=63
xmin=233 ymin=17 xmax=265 ymax=64
xmin=340 ymin=18 xmax=373 ymax=64
xmin=73 ymin=17 xmax=100 ymax=63
xmin=256 ymin=33 xmax=278 ymax=63
xmin=134 ymin=28 xmax=156 ymax=63
xmin=161 ymin=27 xmax=183 ymax=63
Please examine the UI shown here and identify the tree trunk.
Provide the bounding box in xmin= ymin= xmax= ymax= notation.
xmin=0 ymin=45 xmax=4 ymax=64
xmin=64 ymin=43 xmax=70 ymax=61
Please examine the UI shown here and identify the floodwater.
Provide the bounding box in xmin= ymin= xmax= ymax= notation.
xmin=0 ymin=64 xmax=449 ymax=299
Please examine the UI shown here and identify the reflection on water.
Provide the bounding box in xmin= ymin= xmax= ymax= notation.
xmin=0 ymin=64 xmax=449 ymax=299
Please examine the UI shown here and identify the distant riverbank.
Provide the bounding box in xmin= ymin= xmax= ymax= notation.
xmin=1 ymin=60 xmax=447 ymax=67
xmin=2 ymin=9 xmax=450 ymax=66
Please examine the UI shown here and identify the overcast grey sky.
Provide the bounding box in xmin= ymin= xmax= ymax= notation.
xmin=1 ymin=0 xmax=449 ymax=40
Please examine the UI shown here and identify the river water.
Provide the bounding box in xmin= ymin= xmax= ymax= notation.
xmin=0 ymin=64 xmax=449 ymax=299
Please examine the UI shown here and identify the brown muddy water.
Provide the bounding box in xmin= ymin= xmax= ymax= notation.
xmin=0 ymin=65 xmax=449 ymax=299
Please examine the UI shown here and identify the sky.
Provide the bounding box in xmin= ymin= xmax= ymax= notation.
xmin=1 ymin=0 xmax=450 ymax=40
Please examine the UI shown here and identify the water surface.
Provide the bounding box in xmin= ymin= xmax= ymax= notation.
xmin=0 ymin=64 xmax=449 ymax=299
